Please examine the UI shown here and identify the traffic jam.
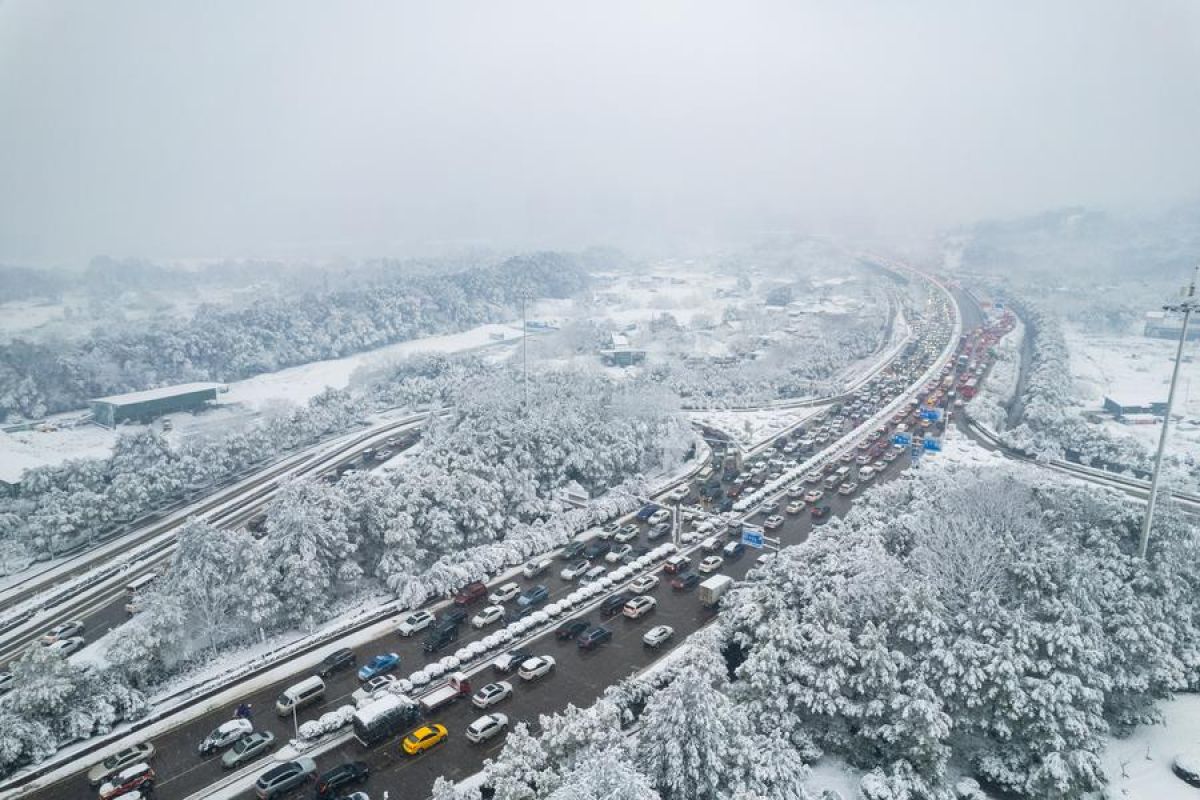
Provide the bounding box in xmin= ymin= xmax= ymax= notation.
xmin=58 ymin=295 xmax=1011 ymax=800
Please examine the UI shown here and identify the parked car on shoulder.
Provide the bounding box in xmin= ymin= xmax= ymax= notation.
xmin=40 ymin=620 xmax=84 ymax=646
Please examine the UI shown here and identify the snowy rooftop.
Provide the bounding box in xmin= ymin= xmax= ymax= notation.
xmin=90 ymin=382 xmax=223 ymax=407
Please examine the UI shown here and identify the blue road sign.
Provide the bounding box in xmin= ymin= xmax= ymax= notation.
xmin=741 ymin=528 xmax=765 ymax=549
xmin=923 ymin=437 xmax=942 ymax=452
xmin=919 ymin=407 xmax=942 ymax=422
xmin=892 ymin=433 xmax=912 ymax=446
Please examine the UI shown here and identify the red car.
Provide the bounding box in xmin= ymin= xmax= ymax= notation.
xmin=454 ymin=581 xmax=488 ymax=606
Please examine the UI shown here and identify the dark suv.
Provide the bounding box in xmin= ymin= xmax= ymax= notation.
xmin=314 ymin=761 xmax=368 ymax=799
xmin=583 ymin=539 xmax=612 ymax=559
xmin=317 ymin=648 xmax=356 ymax=678
xmin=600 ymin=591 xmax=634 ymax=618
xmin=454 ymin=581 xmax=488 ymax=606
xmin=577 ymin=626 xmax=612 ymax=650
xmin=423 ymin=623 xmax=459 ymax=653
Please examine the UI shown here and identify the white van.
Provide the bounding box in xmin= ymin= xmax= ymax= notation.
xmin=276 ymin=675 xmax=325 ymax=716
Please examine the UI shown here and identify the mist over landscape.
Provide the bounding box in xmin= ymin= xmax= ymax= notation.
xmin=1 ymin=4 xmax=1200 ymax=800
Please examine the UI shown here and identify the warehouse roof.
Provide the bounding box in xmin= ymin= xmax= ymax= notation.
xmin=90 ymin=382 xmax=222 ymax=407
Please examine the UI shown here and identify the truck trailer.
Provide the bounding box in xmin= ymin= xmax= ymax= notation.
xmin=698 ymin=575 xmax=734 ymax=608
xmin=353 ymin=693 xmax=420 ymax=747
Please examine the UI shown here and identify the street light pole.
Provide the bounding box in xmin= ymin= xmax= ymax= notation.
xmin=1139 ymin=265 xmax=1199 ymax=558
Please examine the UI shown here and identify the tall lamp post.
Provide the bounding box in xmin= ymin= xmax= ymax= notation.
xmin=1138 ymin=265 xmax=1199 ymax=558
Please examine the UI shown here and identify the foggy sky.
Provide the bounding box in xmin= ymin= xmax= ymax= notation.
xmin=1 ymin=0 xmax=1198 ymax=264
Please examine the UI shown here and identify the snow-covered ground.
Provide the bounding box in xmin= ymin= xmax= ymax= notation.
xmin=1099 ymin=692 xmax=1200 ymax=799
xmin=688 ymin=406 xmax=826 ymax=450
xmin=1063 ymin=324 xmax=1200 ymax=454
xmin=0 ymin=322 xmax=525 ymax=483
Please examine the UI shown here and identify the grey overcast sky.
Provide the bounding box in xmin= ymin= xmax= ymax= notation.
xmin=1 ymin=0 xmax=1198 ymax=264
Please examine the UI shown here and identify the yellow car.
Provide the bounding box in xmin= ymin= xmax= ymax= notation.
xmin=401 ymin=724 xmax=448 ymax=755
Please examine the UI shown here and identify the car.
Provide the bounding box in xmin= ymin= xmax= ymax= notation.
xmin=401 ymin=724 xmax=448 ymax=755
xmin=605 ymin=544 xmax=633 ymax=563
xmin=466 ymin=712 xmax=510 ymax=744
xmin=395 ymin=610 xmax=435 ymax=637
xmin=804 ymin=489 xmax=823 ymax=503
xmin=1172 ymin=750 xmax=1200 ymax=787
xmin=580 ymin=564 xmax=607 ymax=583
xmin=665 ymin=485 xmax=690 ymax=502
xmin=601 ymin=520 xmax=622 ymax=538
xmin=352 ymin=674 xmax=399 ymax=704
xmin=423 ymin=623 xmax=459 ymax=653
xmin=623 ymin=595 xmax=657 ymax=619
xmin=489 ymin=582 xmax=522 ymax=603
xmin=601 ymin=591 xmax=634 ymax=617
xmin=454 ymin=581 xmax=488 ymax=606
xmin=621 ymin=545 xmax=650 ymax=564
xmin=628 ymin=573 xmax=660 ymax=593
xmin=318 ymin=647 xmax=356 ymax=677
xmin=46 ymin=636 xmax=85 ymax=656
xmin=786 ymin=483 xmax=805 ymax=498
xmin=855 ymin=454 xmax=870 ymax=466
xmin=884 ymin=449 xmax=899 ymax=463
xmin=671 ymin=572 xmax=701 ymax=591
xmin=517 ymin=585 xmax=549 ymax=608
xmin=357 ymin=652 xmax=401 ymax=681
xmin=522 ymin=557 xmax=552 ymax=579
xmin=88 ymin=742 xmax=156 ymax=786
xmin=560 ymin=540 xmax=588 ymax=560
xmin=647 ymin=522 xmax=672 ymax=540
xmin=315 ymin=761 xmax=369 ymax=799
xmin=662 ymin=555 xmax=691 ymax=575
xmin=221 ymin=731 xmax=275 ymax=770
xmin=613 ymin=525 xmax=640 ymax=544
xmin=647 ymin=508 xmax=671 ymax=526
xmin=838 ymin=481 xmax=858 ymax=495
xmin=492 ymin=647 xmax=533 ymax=674
xmin=717 ymin=498 xmax=734 ymax=513
xmin=701 ymin=535 xmax=722 ymax=553
xmin=98 ymin=763 xmax=155 ymax=800
xmin=472 ymin=605 xmax=506 ymax=629
xmin=560 ymin=559 xmax=590 ymax=581
xmin=785 ymin=501 xmax=804 ymax=515
xmin=556 ymin=618 xmax=590 ymax=640
xmin=577 ymin=626 xmax=613 ymax=650
xmin=698 ymin=555 xmax=723 ymax=574
xmin=471 ymin=680 xmax=513 ymax=709
xmin=199 ymin=718 xmax=254 ymax=756
xmin=40 ymin=620 xmax=84 ymax=645
xmin=517 ymin=655 xmax=556 ymax=681
xmin=642 ymin=625 xmax=675 ymax=648
xmin=763 ymin=515 xmax=784 ymax=531
xmin=722 ymin=540 xmax=745 ymax=559
xmin=583 ymin=539 xmax=612 ymax=559
xmin=635 ymin=504 xmax=660 ymax=521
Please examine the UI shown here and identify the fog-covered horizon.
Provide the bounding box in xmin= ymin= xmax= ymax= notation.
xmin=2 ymin=0 xmax=1199 ymax=264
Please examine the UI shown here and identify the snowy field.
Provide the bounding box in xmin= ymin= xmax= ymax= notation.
xmin=1099 ymin=692 xmax=1200 ymax=799
xmin=687 ymin=406 xmax=826 ymax=450
xmin=0 ymin=322 xmax=525 ymax=483
xmin=1063 ymin=325 xmax=1200 ymax=454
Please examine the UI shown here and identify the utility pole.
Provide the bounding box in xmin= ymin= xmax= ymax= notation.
xmin=521 ymin=291 xmax=528 ymax=412
xmin=1139 ymin=265 xmax=1199 ymax=558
